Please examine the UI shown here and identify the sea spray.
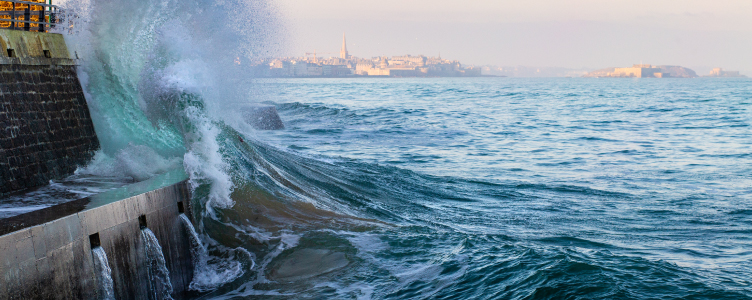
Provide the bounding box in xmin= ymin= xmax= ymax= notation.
xmin=141 ymin=229 xmax=174 ymax=300
xmin=56 ymin=0 xmax=282 ymax=193
xmin=75 ymin=145 xmax=182 ymax=182
xmin=92 ymin=247 xmax=115 ymax=300
xmin=179 ymin=214 xmax=245 ymax=292
xmin=58 ymin=0 xmax=281 ymax=289
xmin=181 ymin=109 xmax=236 ymax=214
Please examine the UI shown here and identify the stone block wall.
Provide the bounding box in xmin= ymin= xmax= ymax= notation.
xmin=0 ymin=30 xmax=99 ymax=196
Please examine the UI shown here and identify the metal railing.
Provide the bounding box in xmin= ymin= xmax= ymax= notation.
xmin=0 ymin=0 xmax=59 ymax=33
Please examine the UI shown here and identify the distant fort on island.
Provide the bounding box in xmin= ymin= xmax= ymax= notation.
xmin=584 ymin=64 xmax=699 ymax=78
xmin=251 ymin=34 xmax=482 ymax=78
xmin=584 ymin=64 xmax=747 ymax=78
xmin=704 ymin=68 xmax=747 ymax=78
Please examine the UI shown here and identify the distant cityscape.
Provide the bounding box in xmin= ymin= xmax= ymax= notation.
xmin=251 ymin=34 xmax=483 ymax=78
xmin=250 ymin=34 xmax=747 ymax=79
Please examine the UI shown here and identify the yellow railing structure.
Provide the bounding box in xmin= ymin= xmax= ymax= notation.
xmin=0 ymin=0 xmax=58 ymax=32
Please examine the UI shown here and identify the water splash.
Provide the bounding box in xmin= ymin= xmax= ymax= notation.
xmin=76 ymin=145 xmax=182 ymax=182
xmin=179 ymin=214 xmax=245 ymax=292
xmin=92 ymin=247 xmax=115 ymax=300
xmin=56 ymin=0 xmax=284 ymax=212
xmin=141 ymin=228 xmax=174 ymax=300
xmin=55 ymin=0 xmax=285 ymax=292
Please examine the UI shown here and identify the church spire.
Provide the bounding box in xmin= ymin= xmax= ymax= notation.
xmin=340 ymin=32 xmax=349 ymax=59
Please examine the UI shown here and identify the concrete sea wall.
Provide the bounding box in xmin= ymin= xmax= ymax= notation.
xmin=0 ymin=30 xmax=99 ymax=196
xmin=0 ymin=179 xmax=195 ymax=300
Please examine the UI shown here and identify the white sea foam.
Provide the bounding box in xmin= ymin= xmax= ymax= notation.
xmin=179 ymin=214 xmax=246 ymax=292
xmin=76 ymin=146 xmax=181 ymax=182
xmin=182 ymin=108 xmax=236 ymax=213
xmin=345 ymin=232 xmax=389 ymax=254
xmin=0 ymin=205 xmax=50 ymax=213
xmin=248 ymin=231 xmax=301 ymax=286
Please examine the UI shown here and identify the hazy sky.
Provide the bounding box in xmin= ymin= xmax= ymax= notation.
xmin=276 ymin=0 xmax=752 ymax=73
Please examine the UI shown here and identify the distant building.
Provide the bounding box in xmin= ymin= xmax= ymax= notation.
xmin=308 ymin=64 xmax=323 ymax=76
xmin=706 ymin=68 xmax=746 ymax=78
xmin=612 ymin=64 xmax=667 ymax=78
xmin=340 ymin=33 xmax=349 ymax=59
xmin=355 ymin=61 xmax=374 ymax=75
xmin=292 ymin=61 xmax=308 ymax=76
xmin=323 ymin=65 xmax=352 ymax=76
xmin=583 ymin=64 xmax=698 ymax=78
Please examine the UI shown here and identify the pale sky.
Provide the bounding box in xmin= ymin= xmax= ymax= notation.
xmin=276 ymin=0 xmax=752 ymax=74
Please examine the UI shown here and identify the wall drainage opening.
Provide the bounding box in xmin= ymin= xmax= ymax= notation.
xmin=139 ymin=215 xmax=147 ymax=229
xmin=177 ymin=201 xmax=185 ymax=214
xmin=43 ymin=50 xmax=51 ymax=58
xmin=7 ymin=49 xmax=15 ymax=58
xmin=89 ymin=233 xmax=101 ymax=248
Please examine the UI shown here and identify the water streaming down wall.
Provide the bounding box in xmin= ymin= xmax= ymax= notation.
xmin=141 ymin=228 xmax=174 ymax=300
xmin=91 ymin=247 xmax=115 ymax=300
xmin=179 ymin=214 xmax=204 ymax=260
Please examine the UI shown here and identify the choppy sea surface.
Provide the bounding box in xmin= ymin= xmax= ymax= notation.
xmin=181 ymin=77 xmax=751 ymax=299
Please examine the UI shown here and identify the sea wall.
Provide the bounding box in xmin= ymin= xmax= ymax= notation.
xmin=0 ymin=180 xmax=195 ymax=300
xmin=0 ymin=29 xmax=99 ymax=196
xmin=0 ymin=29 xmax=197 ymax=299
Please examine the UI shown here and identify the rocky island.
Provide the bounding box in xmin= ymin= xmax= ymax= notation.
xmin=584 ymin=64 xmax=698 ymax=78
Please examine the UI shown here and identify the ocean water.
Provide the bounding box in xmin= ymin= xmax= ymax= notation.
xmin=51 ymin=0 xmax=752 ymax=298
xmin=191 ymin=77 xmax=752 ymax=299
